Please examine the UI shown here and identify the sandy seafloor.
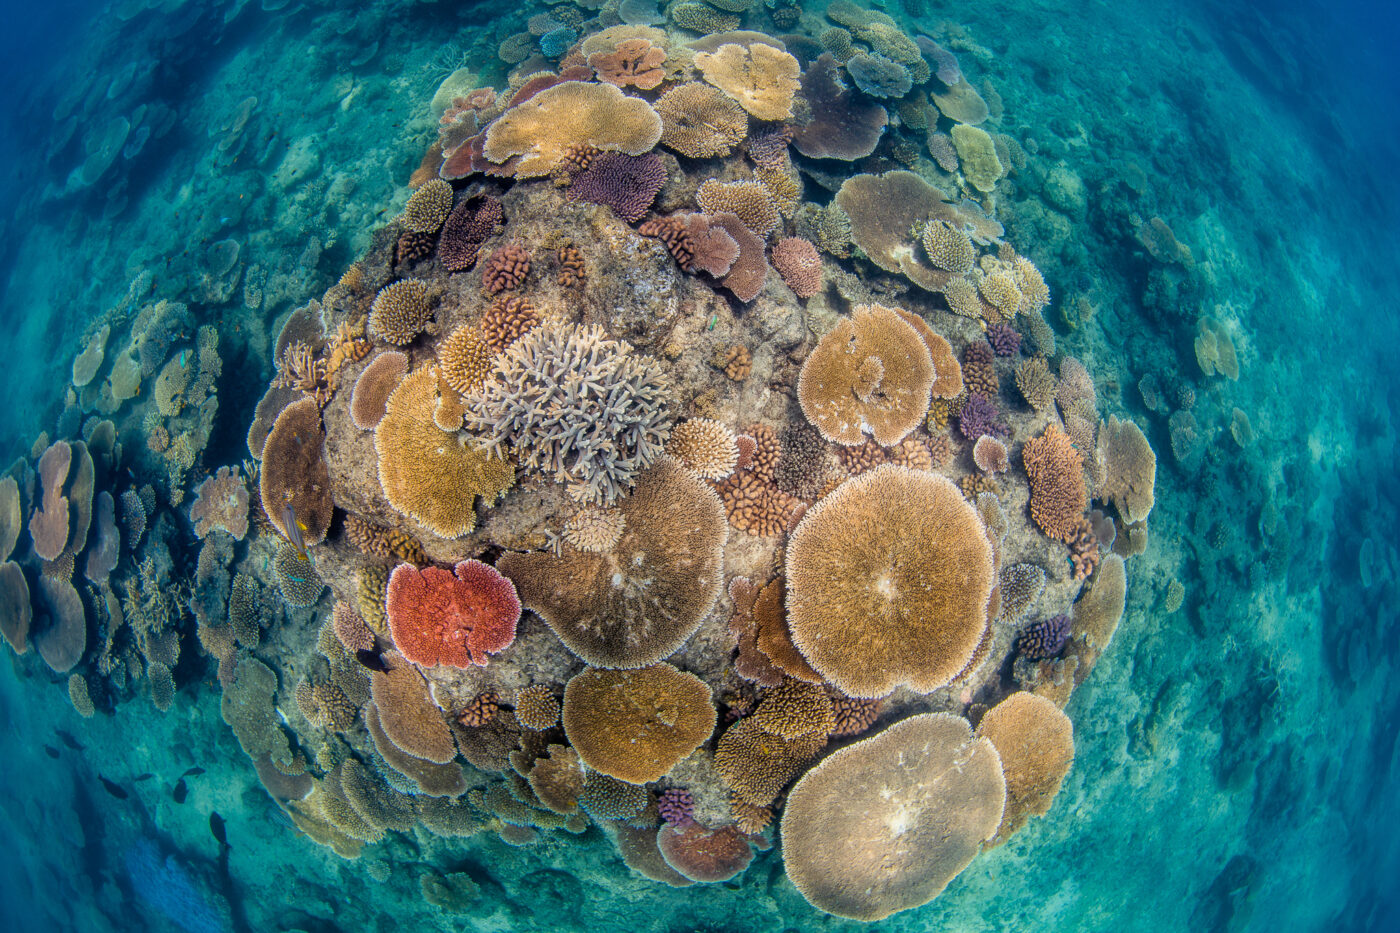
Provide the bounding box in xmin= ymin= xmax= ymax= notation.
xmin=0 ymin=0 xmax=1397 ymax=930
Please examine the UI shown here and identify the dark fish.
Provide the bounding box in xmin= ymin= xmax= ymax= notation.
xmin=172 ymin=778 xmax=188 ymax=804
xmin=181 ymin=766 xmax=205 ymax=778
xmin=98 ymin=776 xmax=129 ymax=800
xmin=279 ymin=503 xmax=310 ymax=561
xmin=56 ymin=729 xmax=83 ymax=750
xmin=43 ymin=745 xmax=59 ymax=759
xmin=209 ymin=812 xmax=229 ymax=847
xmin=355 ymin=648 xmax=390 ymax=673
xmin=133 ymin=773 xmax=156 ymax=782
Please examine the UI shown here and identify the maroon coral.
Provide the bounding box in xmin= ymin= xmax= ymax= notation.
xmin=386 ymin=560 xmax=520 ymax=668
xmin=566 ymin=152 xmax=667 ymax=223
xmin=482 ymin=242 xmax=531 ymax=294
xmin=792 ymin=54 xmax=888 ymax=161
xmin=985 ymin=322 xmax=1022 ymax=357
xmin=747 ymin=127 xmax=794 ymax=168
xmin=439 ymin=196 xmax=503 ymax=272
xmin=657 ymin=823 xmax=754 ymax=883
xmin=956 ymin=393 xmax=1008 ymax=441
xmin=770 ymin=237 xmax=823 ymax=298
xmin=657 ymin=787 xmax=696 ymax=826
xmin=709 ymin=212 xmax=768 ymax=302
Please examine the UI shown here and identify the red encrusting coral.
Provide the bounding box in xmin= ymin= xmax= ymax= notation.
xmin=566 ymin=152 xmax=667 ymax=223
xmin=386 ymin=560 xmax=521 ymax=668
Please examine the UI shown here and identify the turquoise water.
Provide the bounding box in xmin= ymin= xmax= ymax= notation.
xmin=1 ymin=0 xmax=1396 ymax=930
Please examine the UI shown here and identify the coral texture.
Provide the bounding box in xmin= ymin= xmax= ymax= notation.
xmin=386 ymin=560 xmax=520 ymax=668
xmin=693 ymin=42 xmax=801 ymax=120
xmin=483 ymin=81 xmax=663 ymax=178
xmin=1022 ymin=423 xmax=1088 ymax=543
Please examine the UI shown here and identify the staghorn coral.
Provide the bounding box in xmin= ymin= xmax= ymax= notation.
xmin=484 ymin=81 xmax=662 ymax=178
xmin=665 ymin=419 xmax=739 ymax=480
xmin=369 ymin=279 xmax=433 ymax=346
xmin=1097 ymin=416 xmax=1156 ymax=525
xmin=562 ymin=663 xmax=715 ymax=783
xmin=513 ymin=684 xmax=560 ymax=731
xmin=588 ymin=37 xmax=667 ymax=90
xmin=437 ymin=325 xmax=494 ymax=396
xmin=481 ymin=242 xmax=531 ymax=294
xmin=696 ymin=180 xmax=781 ymax=237
xmin=566 ymin=151 xmax=667 ymax=223
xmin=977 ymin=692 xmax=1074 ymax=844
xmin=376 ymin=366 xmax=515 ymax=538
xmin=386 ymin=560 xmax=520 ymax=668
xmin=500 ymin=458 xmax=725 ymax=667
xmin=1022 ymin=423 xmax=1088 ymax=543
xmin=400 ymin=178 xmax=454 ymax=234
xmin=463 ymin=322 xmax=670 ymax=506
xmin=189 ymin=466 xmax=249 ymax=541
xmin=694 ymin=42 xmax=801 ymax=121
xmin=786 ymin=466 xmax=993 ymax=697
xmin=797 ymin=305 xmax=934 ymax=447
xmin=260 ymin=397 xmax=333 ymax=547
xmin=655 ymin=83 xmax=747 ymax=158
xmin=781 ymin=712 xmax=1005 ymax=921
xmin=770 ymin=237 xmax=823 ymax=298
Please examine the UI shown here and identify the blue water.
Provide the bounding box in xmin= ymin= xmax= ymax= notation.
xmin=0 ymin=0 xmax=1397 ymax=930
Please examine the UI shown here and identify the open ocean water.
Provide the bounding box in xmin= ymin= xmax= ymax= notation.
xmin=0 ymin=0 xmax=1396 ymax=931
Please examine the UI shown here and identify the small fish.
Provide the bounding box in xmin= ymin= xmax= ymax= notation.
xmin=43 ymin=745 xmax=59 ymax=759
xmin=56 ymin=729 xmax=83 ymax=750
xmin=99 ymin=776 xmax=129 ymax=800
xmin=210 ymin=812 xmax=229 ymax=848
xmin=355 ymin=648 xmax=390 ymax=673
xmin=133 ymin=773 xmax=156 ymax=782
xmin=279 ymin=503 xmax=310 ymax=561
xmin=172 ymin=778 xmax=188 ymax=804
xmin=181 ymin=766 xmax=206 ymax=779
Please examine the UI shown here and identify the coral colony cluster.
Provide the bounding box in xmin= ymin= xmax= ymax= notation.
xmin=2 ymin=0 xmax=1160 ymax=923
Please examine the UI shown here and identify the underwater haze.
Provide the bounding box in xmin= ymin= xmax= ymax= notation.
xmin=0 ymin=0 xmax=1397 ymax=931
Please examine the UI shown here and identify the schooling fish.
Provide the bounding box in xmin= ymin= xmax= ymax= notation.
xmin=98 ymin=776 xmax=129 ymax=800
xmin=279 ymin=502 xmax=311 ymax=562
xmin=56 ymin=729 xmax=83 ymax=751
xmin=43 ymin=745 xmax=59 ymax=759
xmin=172 ymin=778 xmax=188 ymax=804
xmin=209 ymin=812 xmax=229 ymax=848
xmin=355 ymin=648 xmax=390 ymax=673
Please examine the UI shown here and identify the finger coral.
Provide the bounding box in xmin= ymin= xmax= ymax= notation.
xmin=484 ymin=81 xmax=662 ymax=178
xmin=694 ymin=42 xmax=800 ymax=120
xmin=655 ymin=83 xmax=747 ymax=159
xmin=260 ymin=397 xmax=333 ymax=547
xmin=976 ymin=692 xmax=1074 ymax=844
xmin=562 ymin=663 xmax=716 ymax=783
xmin=786 ymin=466 xmax=994 ymax=697
xmin=498 ymin=458 xmax=726 ymax=668
xmin=797 ymin=304 xmax=934 ymax=447
xmin=375 ymin=367 xmax=515 ymax=538
xmin=463 ymin=322 xmax=670 ymax=506
xmin=385 ymin=559 xmax=520 ymax=668
xmin=781 ymin=712 xmax=1005 ymax=921
xmin=1021 ymin=423 xmax=1088 ymax=543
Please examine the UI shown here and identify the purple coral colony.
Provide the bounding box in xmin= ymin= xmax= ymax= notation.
xmin=1 ymin=0 xmax=1161 ymax=926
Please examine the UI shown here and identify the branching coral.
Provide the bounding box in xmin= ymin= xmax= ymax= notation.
xmin=484 ymin=81 xmax=662 ymax=178
xmin=498 ymin=458 xmax=726 ymax=668
xmin=1021 ymin=423 xmax=1088 ymax=543
xmin=376 ymin=367 xmax=515 ymax=538
xmin=786 ymin=466 xmax=993 ymax=697
xmin=386 ymin=560 xmax=520 ymax=668
xmin=922 ymin=220 xmax=976 ymax=274
xmin=566 ymin=151 xmax=667 ymax=223
xmin=400 ymin=178 xmax=455 ymax=234
xmin=463 ymin=322 xmax=670 ymax=506
xmin=797 ymin=304 xmax=934 ymax=447
xmin=562 ymin=663 xmax=715 ymax=783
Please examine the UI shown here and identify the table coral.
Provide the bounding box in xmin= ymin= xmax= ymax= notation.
xmin=588 ymin=37 xmax=667 ymax=90
xmin=694 ymin=42 xmax=800 ymax=120
xmin=189 ymin=466 xmax=249 ymax=540
xmin=385 ymin=559 xmax=520 ymax=669
xmin=484 ymin=81 xmax=662 ymax=178
xmin=566 ymin=151 xmax=667 ymax=222
xmin=976 ymin=692 xmax=1075 ymax=844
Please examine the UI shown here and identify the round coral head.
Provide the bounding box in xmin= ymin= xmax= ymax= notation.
xmin=386 ymin=560 xmax=520 ymax=668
